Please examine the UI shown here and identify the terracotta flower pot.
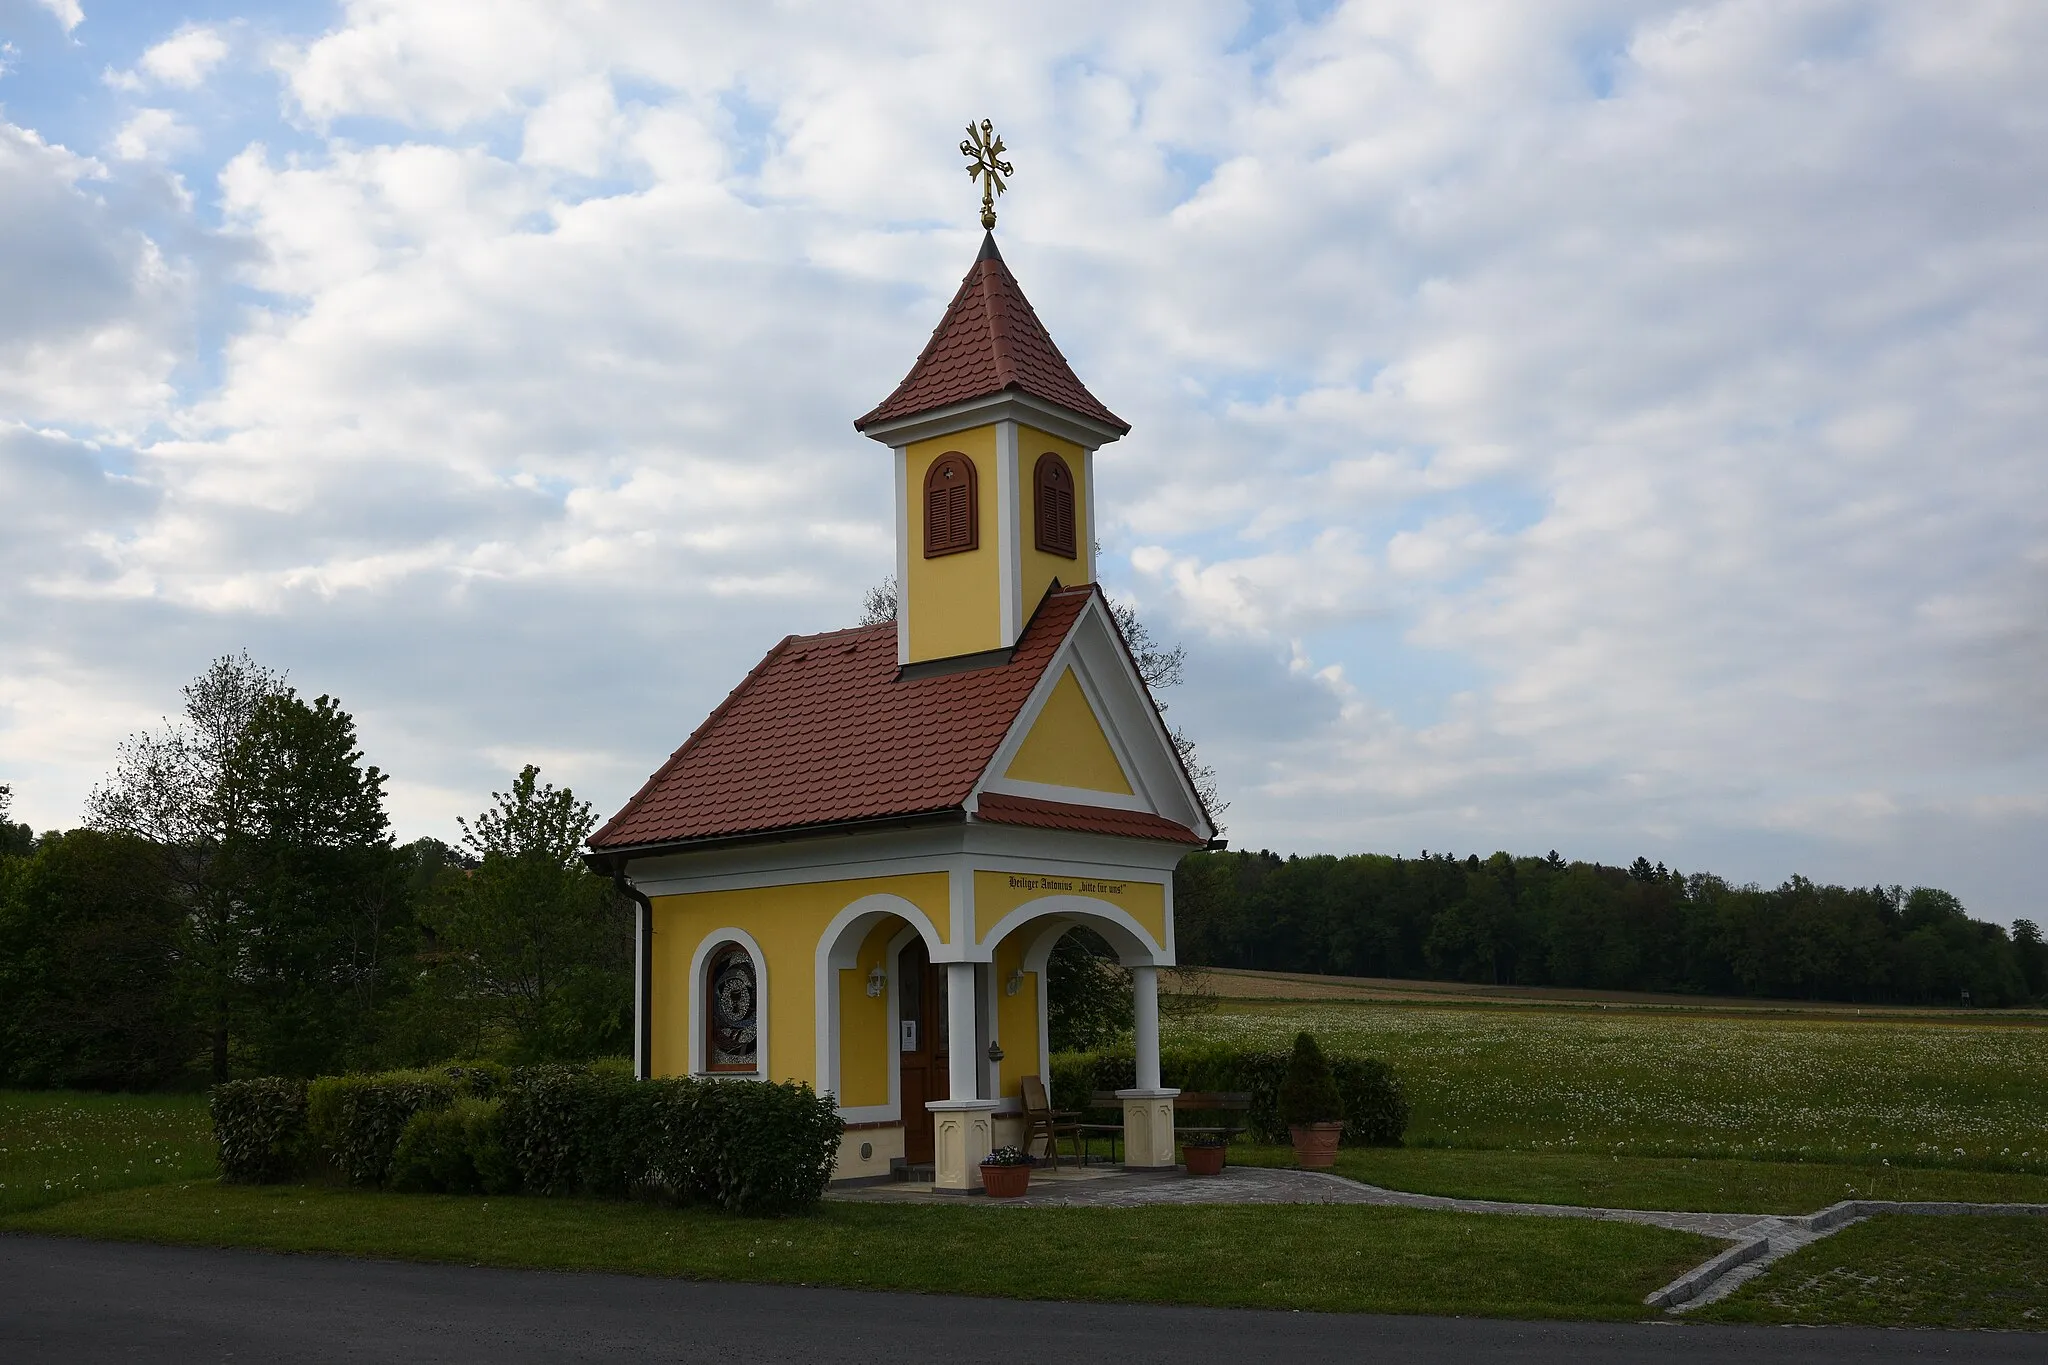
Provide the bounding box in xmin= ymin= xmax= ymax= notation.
xmin=1183 ymin=1144 xmax=1227 ymax=1177
xmin=1289 ymin=1122 xmax=1343 ymax=1169
xmin=980 ymin=1163 xmax=1032 ymax=1198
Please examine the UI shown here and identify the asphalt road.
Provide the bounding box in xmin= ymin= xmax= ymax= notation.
xmin=3 ymin=1234 xmax=2043 ymax=1364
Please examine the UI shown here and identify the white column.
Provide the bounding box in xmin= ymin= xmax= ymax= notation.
xmin=1132 ymin=964 xmax=1161 ymax=1091
xmin=947 ymin=961 xmax=979 ymax=1101
xmin=930 ymin=959 xmax=998 ymax=1190
xmin=1118 ymin=964 xmax=1177 ymax=1167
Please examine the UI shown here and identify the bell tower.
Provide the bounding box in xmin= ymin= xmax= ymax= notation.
xmin=855 ymin=124 xmax=1129 ymax=668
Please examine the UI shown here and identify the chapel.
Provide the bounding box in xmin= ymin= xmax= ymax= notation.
xmin=586 ymin=148 xmax=1217 ymax=1189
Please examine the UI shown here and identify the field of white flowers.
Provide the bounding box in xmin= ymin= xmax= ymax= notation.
xmin=0 ymin=1091 xmax=217 ymax=1215
xmin=1172 ymin=1003 xmax=2048 ymax=1172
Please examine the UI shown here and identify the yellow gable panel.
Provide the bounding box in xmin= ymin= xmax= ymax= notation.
xmin=1003 ymin=668 xmax=1133 ymax=795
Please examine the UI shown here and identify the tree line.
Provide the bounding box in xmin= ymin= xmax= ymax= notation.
xmin=1175 ymin=849 xmax=2045 ymax=1007
xmin=0 ymin=654 xmax=631 ymax=1091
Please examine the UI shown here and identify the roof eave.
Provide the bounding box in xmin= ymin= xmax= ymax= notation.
xmin=854 ymin=389 xmax=1129 ymax=449
xmin=583 ymin=807 xmax=970 ymax=870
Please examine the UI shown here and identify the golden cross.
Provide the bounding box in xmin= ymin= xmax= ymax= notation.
xmin=960 ymin=119 xmax=1013 ymax=231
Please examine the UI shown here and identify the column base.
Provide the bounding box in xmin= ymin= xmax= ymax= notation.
xmin=1116 ymin=1087 xmax=1180 ymax=1169
xmin=926 ymin=1100 xmax=1001 ymax=1191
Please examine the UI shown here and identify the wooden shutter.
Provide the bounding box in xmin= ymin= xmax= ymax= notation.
xmin=1034 ymin=452 xmax=1077 ymax=558
xmin=923 ymin=453 xmax=978 ymax=557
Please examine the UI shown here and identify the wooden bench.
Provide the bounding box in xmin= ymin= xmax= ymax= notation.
xmin=1075 ymin=1090 xmax=1252 ymax=1164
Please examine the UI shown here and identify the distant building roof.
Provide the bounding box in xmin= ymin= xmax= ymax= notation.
xmin=855 ymin=234 xmax=1129 ymax=436
xmin=589 ymin=585 xmax=1199 ymax=854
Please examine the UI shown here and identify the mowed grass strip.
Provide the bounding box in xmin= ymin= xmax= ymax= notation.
xmin=4 ymin=1182 xmax=1713 ymax=1320
xmin=1173 ymin=1001 xmax=2048 ymax=1170
xmin=1696 ymin=1213 xmax=2048 ymax=1329
xmin=1224 ymin=1145 xmax=2048 ymax=1214
xmin=0 ymin=1091 xmax=217 ymax=1215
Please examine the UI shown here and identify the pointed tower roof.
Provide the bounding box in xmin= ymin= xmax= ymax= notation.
xmin=855 ymin=234 xmax=1129 ymax=436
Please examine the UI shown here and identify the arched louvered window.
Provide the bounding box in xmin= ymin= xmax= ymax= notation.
xmin=923 ymin=453 xmax=978 ymax=557
xmin=704 ymin=943 xmax=759 ymax=1072
xmin=1034 ymin=452 xmax=1077 ymax=559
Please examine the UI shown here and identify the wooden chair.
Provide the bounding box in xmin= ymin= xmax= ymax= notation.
xmin=1018 ymin=1075 xmax=1081 ymax=1169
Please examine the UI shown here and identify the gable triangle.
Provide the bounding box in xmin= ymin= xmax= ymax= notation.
xmin=1002 ymin=667 xmax=1133 ymax=795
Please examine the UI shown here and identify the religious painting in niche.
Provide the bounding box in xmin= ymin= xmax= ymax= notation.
xmin=706 ymin=944 xmax=758 ymax=1071
xmin=923 ymin=453 xmax=978 ymax=557
xmin=1033 ymin=452 xmax=1077 ymax=558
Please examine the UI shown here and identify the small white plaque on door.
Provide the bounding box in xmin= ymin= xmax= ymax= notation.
xmin=900 ymin=1020 xmax=917 ymax=1052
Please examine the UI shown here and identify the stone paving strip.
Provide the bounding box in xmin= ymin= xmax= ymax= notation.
xmin=827 ymin=1164 xmax=2048 ymax=1311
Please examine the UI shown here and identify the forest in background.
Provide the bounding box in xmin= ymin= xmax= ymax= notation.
xmin=1174 ymin=848 xmax=2044 ymax=1007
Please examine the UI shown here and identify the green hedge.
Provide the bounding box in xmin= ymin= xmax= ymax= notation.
xmin=1050 ymin=1040 xmax=1408 ymax=1146
xmin=213 ymin=1062 xmax=843 ymax=1216
xmin=211 ymin=1077 xmax=309 ymax=1183
xmin=391 ymin=1097 xmax=516 ymax=1195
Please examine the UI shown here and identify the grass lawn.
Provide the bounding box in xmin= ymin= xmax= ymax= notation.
xmin=1171 ymin=1000 xmax=2048 ymax=1171
xmin=1696 ymin=1214 xmax=2048 ymax=1328
xmin=0 ymin=1090 xmax=218 ymax=1216
xmin=1224 ymin=1144 xmax=2048 ymax=1214
xmin=1 ymin=1180 xmax=1712 ymax=1321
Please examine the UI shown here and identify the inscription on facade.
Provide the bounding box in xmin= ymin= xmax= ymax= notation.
xmin=1007 ymin=874 xmax=1128 ymax=898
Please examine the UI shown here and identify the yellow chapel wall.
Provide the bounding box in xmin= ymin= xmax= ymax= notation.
xmin=1018 ymin=426 xmax=1091 ymax=601
xmin=834 ymin=916 xmax=904 ymax=1108
xmin=971 ymin=870 xmax=1168 ymax=952
xmin=1004 ymin=667 xmax=1134 ymax=794
xmin=646 ymin=871 xmax=949 ymax=1085
xmin=992 ymin=930 xmax=1040 ymax=1101
xmin=904 ymin=427 xmax=1001 ymax=663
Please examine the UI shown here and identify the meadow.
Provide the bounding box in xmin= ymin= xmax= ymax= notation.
xmin=1171 ymin=999 xmax=2048 ymax=1172
xmin=0 ymin=1090 xmax=218 ymax=1216
xmin=5 ymin=992 xmax=2046 ymax=1327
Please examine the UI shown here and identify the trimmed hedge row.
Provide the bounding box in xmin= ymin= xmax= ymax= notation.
xmin=212 ymin=1063 xmax=843 ymax=1216
xmin=1050 ymin=1040 xmax=1408 ymax=1146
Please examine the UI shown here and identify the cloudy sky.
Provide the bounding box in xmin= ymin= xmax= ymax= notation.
xmin=2 ymin=0 xmax=2043 ymax=922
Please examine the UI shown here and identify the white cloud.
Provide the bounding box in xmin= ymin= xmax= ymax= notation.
xmin=36 ymin=0 xmax=83 ymax=36
xmin=139 ymin=26 xmax=229 ymax=89
xmin=111 ymin=107 xmax=196 ymax=161
xmin=1 ymin=0 xmax=2044 ymax=925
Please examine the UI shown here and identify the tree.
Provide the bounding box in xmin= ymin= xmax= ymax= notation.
xmin=0 ymin=784 xmax=32 ymax=856
xmin=85 ymin=652 xmax=288 ymax=1079
xmin=1045 ymin=925 xmax=1132 ymax=1052
xmin=2013 ymin=920 xmax=2046 ymax=1000
xmin=424 ymin=766 xmax=632 ymax=1061
xmin=0 ymin=829 xmax=193 ymax=1088
xmin=223 ymin=690 xmax=409 ymax=1076
xmin=857 ymin=575 xmax=898 ymax=627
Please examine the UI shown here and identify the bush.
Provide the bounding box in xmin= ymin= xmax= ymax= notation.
xmin=498 ymin=1064 xmax=639 ymax=1197
xmin=390 ymin=1097 xmax=514 ymax=1195
xmin=218 ymin=1061 xmax=843 ymax=1216
xmin=211 ymin=1077 xmax=308 ymax=1183
xmin=1278 ymin=1032 xmax=1343 ymax=1127
xmin=1330 ymin=1055 xmax=1407 ymax=1146
xmin=308 ymin=1071 xmax=461 ymax=1186
xmin=671 ymin=1076 xmax=842 ymax=1216
xmin=1051 ymin=1041 xmax=1407 ymax=1147
xmin=610 ymin=1072 xmax=843 ymax=1211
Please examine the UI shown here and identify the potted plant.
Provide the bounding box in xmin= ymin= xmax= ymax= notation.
xmin=1278 ymin=1032 xmax=1344 ymax=1169
xmin=980 ymin=1145 xmax=1034 ymax=1197
xmin=1182 ymin=1133 xmax=1228 ymax=1177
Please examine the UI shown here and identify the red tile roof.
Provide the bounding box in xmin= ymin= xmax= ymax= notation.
xmin=973 ymin=793 xmax=1208 ymax=846
xmin=592 ymin=586 xmax=1195 ymax=853
xmin=855 ymin=234 xmax=1129 ymax=435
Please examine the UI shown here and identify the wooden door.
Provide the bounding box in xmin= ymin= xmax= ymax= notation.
xmin=897 ymin=939 xmax=949 ymax=1165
